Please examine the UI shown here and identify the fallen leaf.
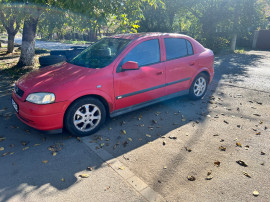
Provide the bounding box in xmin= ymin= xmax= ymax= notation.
xmin=236 ymin=160 xmax=248 ymax=167
xmin=205 ymin=176 xmax=213 ymax=180
xmin=187 ymin=176 xmax=196 ymax=181
xmin=21 ymin=141 xmax=29 ymax=146
xmin=9 ymin=152 xmax=14 ymax=155
xmin=42 ymin=160 xmax=48 ymax=164
xmin=120 ymin=121 xmax=126 ymax=126
xmin=87 ymin=167 xmax=94 ymax=171
xmin=181 ymin=119 xmax=186 ymax=122
xmin=185 ymin=147 xmax=192 ymax=152
xmin=236 ymin=142 xmax=242 ymax=147
xmin=79 ymin=174 xmax=89 ymax=178
xmin=128 ymin=138 xmax=132 ymax=142
xmin=22 ymin=147 xmax=29 ymax=151
xmin=0 ymin=147 xmax=4 ymax=151
xmin=100 ymin=143 xmax=105 ymax=147
xmin=1 ymin=152 xmax=8 ymax=157
xmin=152 ymin=120 xmax=157 ymax=124
xmin=244 ymin=145 xmax=250 ymax=150
xmin=52 ymin=152 xmax=57 ymax=156
xmin=123 ymin=155 xmax=130 ymax=160
xmin=219 ymin=146 xmax=226 ymax=151
xmin=0 ymin=137 xmax=6 ymax=142
xmin=163 ymin=166 xmax=167 ymax=169
xmin=207 ymin=170 xmax=212 ymax=176
xmin=146 ymin=134 xmax=151 ymax=138
xmin=162 ymin=141 xmax=166 ymax=146
xmin=123 ymin=141 xmax=128 ymax=147
xmin=253 ymin=114 xmax=261 ymax=117
xmin=214 ymin=161 xmax=221 ymax=167
xmin=118 ymin=166 xmax=125 ymax=170
xmin=34 ymin=144 xmax=41 ymax=147
xmin=261 ymin=151 xmax=266 ymax=155
xmin=253 ymin=190 xmax=259 ymax=197
xmin=168 ymin=136 xmax=177 ymax=140
xmin=243 ymin=172 xmax=251 ymax=178
xmin=223 ymin=120 xmax=229 ymax=124
xmin=256 ymin=132 xmax=261 ymax=135
xmin=61 ymin=178 xmax=65 ymax=182
xmin=104 ymin=186 xmax=111 ymax=191
xmin=121 ymin=129 xmax=126 ymax=135
xmin=76 ymin=137 xmax=82 ymax=142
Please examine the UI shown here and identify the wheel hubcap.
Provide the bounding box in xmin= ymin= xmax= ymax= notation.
xmin=73 ymin=104 xmax=101 ymax=132
xmin=193 ymin=77 xmax=207 ymax=97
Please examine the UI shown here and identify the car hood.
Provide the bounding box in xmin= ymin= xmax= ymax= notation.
xmin=17 ymin=62 xmax=97 ymax=95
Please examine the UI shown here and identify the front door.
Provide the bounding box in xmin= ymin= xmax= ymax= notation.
xmin=114 ymin=38 xmax=165 ymax=110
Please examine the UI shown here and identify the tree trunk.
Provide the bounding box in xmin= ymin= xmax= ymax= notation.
xmin=231 ymin=33 xmax=237 ymax=52
xmin=17 ymin=16 xmax=39 ymax=67
xmin=7 ymin=33 xmax=15 ymax=53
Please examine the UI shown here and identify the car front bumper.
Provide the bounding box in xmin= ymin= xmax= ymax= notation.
xmin=12 ymin=92 xmax=71 ymax=131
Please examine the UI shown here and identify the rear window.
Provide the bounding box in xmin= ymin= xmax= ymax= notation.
xmin=164 ymin=38 xmax=193 ymax=60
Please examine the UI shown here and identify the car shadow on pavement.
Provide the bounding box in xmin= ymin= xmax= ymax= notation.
xmin=0 ymin=52 xmax=265 ymax=200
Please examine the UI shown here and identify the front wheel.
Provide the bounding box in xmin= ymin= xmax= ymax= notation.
xmin=189 ymin=73 xmax=208 ymax=100
xmin=64 ymin=97 xmax=106 ymax=137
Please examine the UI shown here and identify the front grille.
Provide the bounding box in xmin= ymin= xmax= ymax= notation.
xmin=15 ymin=85 xmax=24 ymax=97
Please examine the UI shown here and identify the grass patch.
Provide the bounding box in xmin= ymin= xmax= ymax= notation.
xmin=0 ymin=48 xmax=47 ymax=81
xmin=234 ymin=49 xmax=246 ymax=54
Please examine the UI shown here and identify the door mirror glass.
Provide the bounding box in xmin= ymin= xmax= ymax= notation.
xmin=122 ymin=61 xmax=139 ymax=70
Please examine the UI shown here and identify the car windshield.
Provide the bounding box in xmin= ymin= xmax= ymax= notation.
xmin=69 ymin=38 xmax=131 ymax=68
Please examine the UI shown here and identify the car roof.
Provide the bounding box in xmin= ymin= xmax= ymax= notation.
xmin=110 ymin=32 xmax=188 ymax=40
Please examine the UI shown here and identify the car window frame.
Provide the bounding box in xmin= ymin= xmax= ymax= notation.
xmin=164 ymin=38 xmax=194 ymax=61
xmin=116 ymin=38 xmax=161 ymax=73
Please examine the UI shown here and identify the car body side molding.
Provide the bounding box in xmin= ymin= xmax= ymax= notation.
xmin=111 ymin=89 xmax=189 ymax=117
xmin=116 ymin=77 xmax=190 ymax=100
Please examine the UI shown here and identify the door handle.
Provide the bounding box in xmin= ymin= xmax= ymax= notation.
xmin=156 ymin=71 xmax=163 ymax=75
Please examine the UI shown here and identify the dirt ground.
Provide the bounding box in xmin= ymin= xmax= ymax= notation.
xmin=0 ymin=48 xmax=269 ymax=201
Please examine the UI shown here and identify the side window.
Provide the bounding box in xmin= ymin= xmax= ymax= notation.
xmin=186 ymin=40 xmax=194 ymax=55
xmin=164 ymin=38 xmax=188 ymax=60
xmin=121 ymin=39 xmax=160 ymax=67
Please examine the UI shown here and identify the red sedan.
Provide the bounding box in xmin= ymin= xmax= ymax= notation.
xmin=11 ymin=33 xmax=214 ymax=136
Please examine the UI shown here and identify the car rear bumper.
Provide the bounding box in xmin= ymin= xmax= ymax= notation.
xmin=12 ymin=92 xmax=70 ymax=131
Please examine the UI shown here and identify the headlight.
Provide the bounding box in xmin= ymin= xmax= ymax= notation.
xmin=26 ymin=93 xmax=55 ymax=104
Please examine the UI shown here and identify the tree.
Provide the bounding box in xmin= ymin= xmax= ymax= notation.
xmin=16 ymin=0 xmax=160 ymax=66
xmin=0 ymin=3 xmax=23 ymax=53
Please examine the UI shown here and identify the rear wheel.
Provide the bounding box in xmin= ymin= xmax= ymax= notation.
xmin=64 ymin=97 xmax=106 ymax=137
xmin=189 ymin=73 xmax=208 ymax=100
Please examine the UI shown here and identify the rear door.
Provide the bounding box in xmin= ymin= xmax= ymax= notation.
xmin=114 ymin=38 xmax=165 ymax=110
xmin=162 ymin=37 xmax=197 ymax=95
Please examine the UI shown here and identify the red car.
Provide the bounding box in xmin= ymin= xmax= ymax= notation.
xmin=12 ymin=33 xmax=214 ymax=136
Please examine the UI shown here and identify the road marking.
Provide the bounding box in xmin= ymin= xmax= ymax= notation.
xmin=82 ymin=138 xmax=166 ymax=202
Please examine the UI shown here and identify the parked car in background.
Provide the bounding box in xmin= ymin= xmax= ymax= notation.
xmin=12 ymin=33 xmax=214 ymax=136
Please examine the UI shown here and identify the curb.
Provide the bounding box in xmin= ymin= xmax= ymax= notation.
xmin=82 ymin=138 xmax=166 ymax=202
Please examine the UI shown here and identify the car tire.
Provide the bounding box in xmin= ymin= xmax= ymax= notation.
xmin=39 ymin=55 xmax=66 ymax=67
xmin=64 ymin=97 xmax=106 ymax=137
xmin=189 ymin=73 xmax=209 ymax=100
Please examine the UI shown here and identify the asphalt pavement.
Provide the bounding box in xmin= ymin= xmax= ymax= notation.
xmin=0 ymin=49 xmax=270 ymax=201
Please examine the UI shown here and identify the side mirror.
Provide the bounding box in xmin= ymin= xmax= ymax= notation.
xmin=122 ymin=61 xmax=139 ymax=71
